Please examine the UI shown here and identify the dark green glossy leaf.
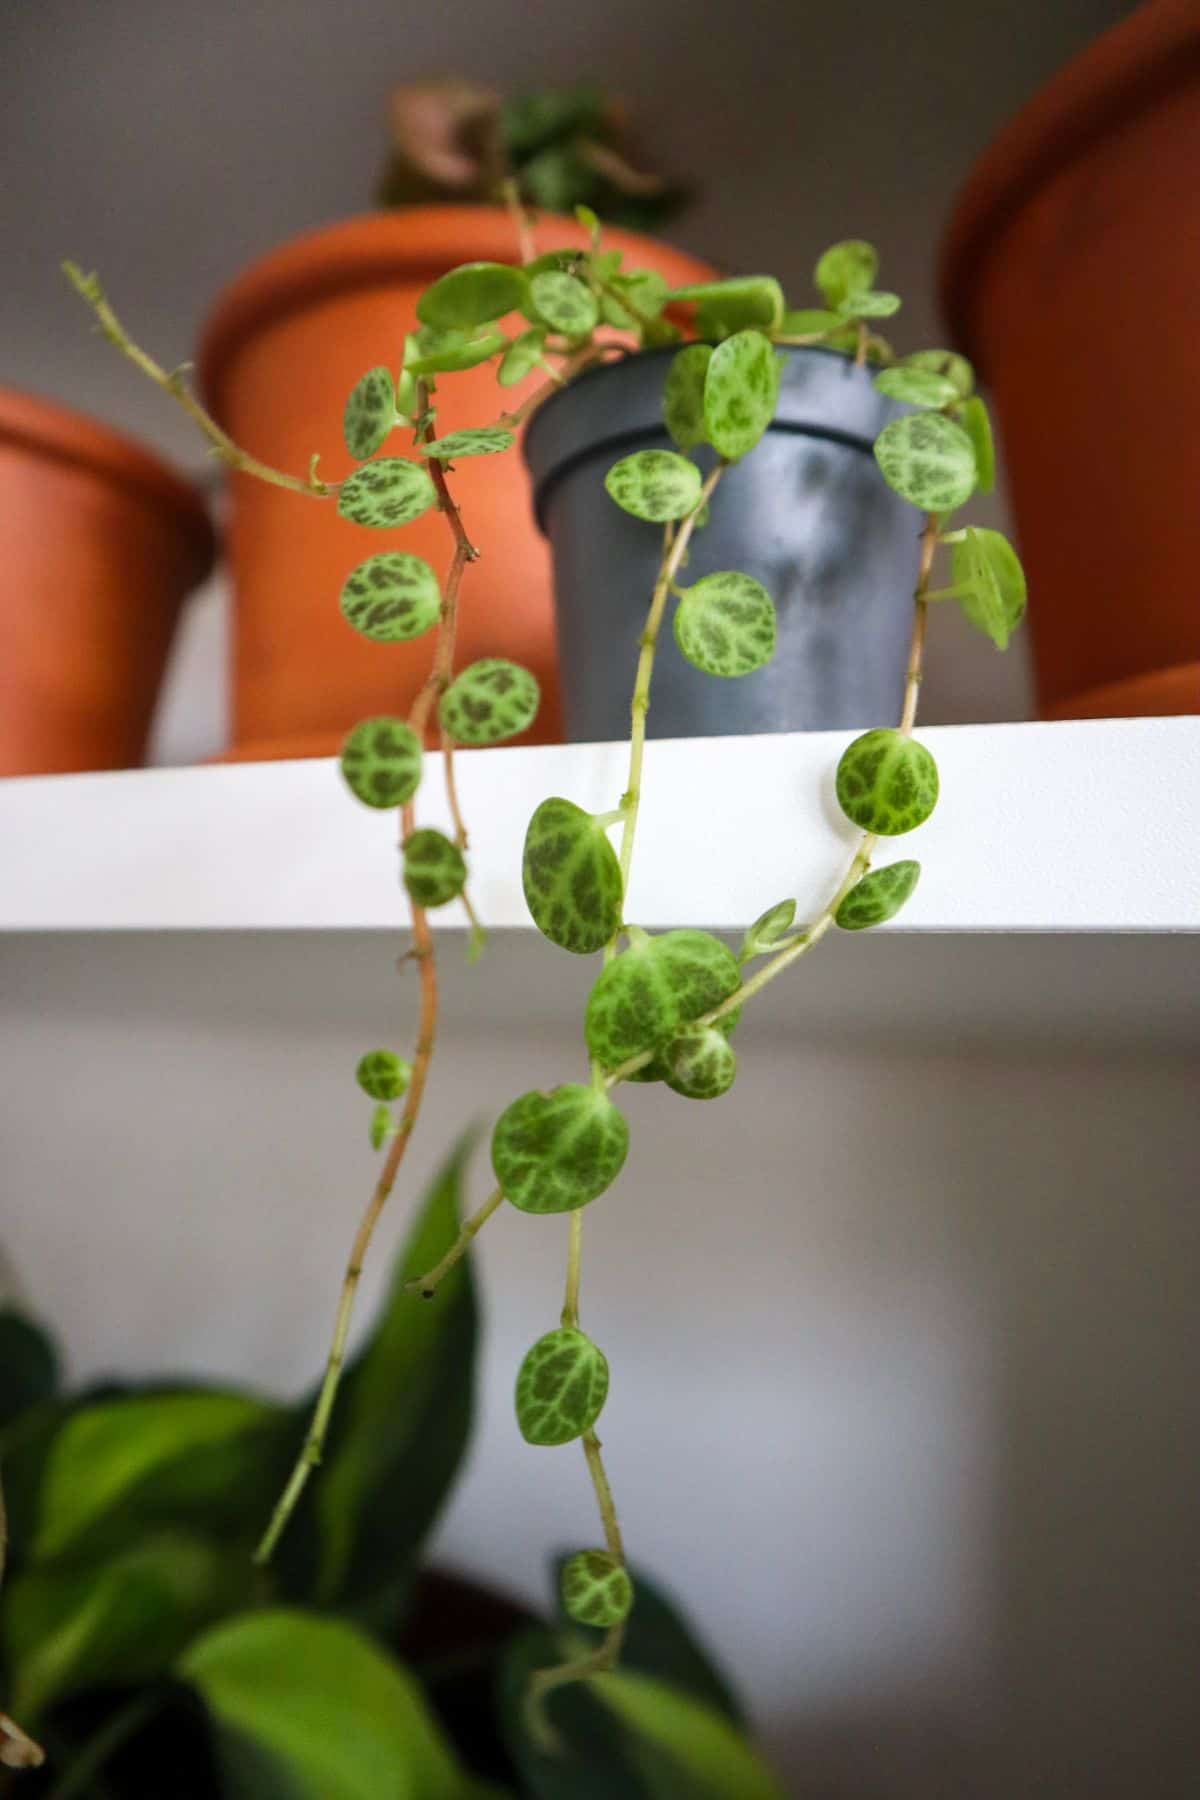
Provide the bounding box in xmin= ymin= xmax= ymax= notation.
xmin=702 ymin=331 xmax=778 ymax=461
xmin=835 ymin=729 xmax=939 ymax=835
xmin=594 ymin=1670 xmax=783 ymax=1799
xmin=492 ymin=1085 xmax=629 ymax=1216
xmin=337 ymin=459 xmax=437 ymax=529
xmin=662 ymin=344 xmax=713 ymax=451
xmin=960 ymin=394 xmax=995 ymax=493
xmin=662 ymin=1028 xmax=737 ymax=1099
xmin=342 ymin=367 xmax=396 ymax=461
xmin=0 ymin=1310 xmax=59 ymax=1431
xmin=355 ymin=1049 xmax=411 ymax=1101
xmin=339 ymin=552 xmax=439 ymax=644
xmin=951 ymin=526 xmax=1026 ymax=649
xmin=529 ymin=271 xmax=599 ymax=336
xmin=873 ymin=413 xmax=976 ymax=512
xmin=673 ymin=571 xmax=776 ymax=677
xmin=417 ymin=262 xmax=530 ymax=330
xmin=605 ymin=449 xmax=702 ymax=523
xmin=339 ymin=717 xmax=422 ymax=809
xmin=522 ymin=797 xmax=623 ymax=954
xmin=835 ymin=860 xmax=921 ymax=930
xmin=585 ymin=930 xmax=741 ymax=1072
xmin=515 ymin=1328 xmax=609 ymax=1445
xmin=873 ymin=367 xmax=959 ymax=408
xmin=440 ymin=660 xmax=540 ymax=746
xmin=814 ymin=241 xmax=877 ymax=309
xmin=420 ymin=427 xmax=515 ymax=461
xmin=403 ymin=828 xmax=468 ymax=908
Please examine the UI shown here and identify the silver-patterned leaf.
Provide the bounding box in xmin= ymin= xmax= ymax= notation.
xmin=523 ymin=797 xmax=623 ymax=954
xmin=673 ymin=570 xmax=776 ymax=677
xmin=337 ymin=459 xmax=437 ymax=529
xmin=873 ymin=413 xmax=976 ymax=513
xmin=703 ymin=330 xmax=779 ymax=461
xmin=835 ymin=729 xmax=938 ymax=835
xmin=662 ymin=344 xmax=713 ymax=451
xmin=605 ymin=449 xmax=703 ymax=523
xmin=514 ymin=1327 xmax=609 ymax=1445
xmin=342 ymin=367 xmax=396 ymax=460
xmin=339 ymin=717 xmax=423 ymax=809
xmin=339 ymin=552 xmax=440 ymax=643
xmin=439 ymin=659 xmax=540 ymax=745
xmin=492 ymin=1084 xmax=630 ymax=1215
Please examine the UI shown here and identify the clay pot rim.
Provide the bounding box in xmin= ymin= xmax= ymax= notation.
xmin=0 ymin=384 xmax=216 ymax=583
xmin=195 ymin=204 xmax=713 ymax=423
xmin=939 ymin=0 xmax=1200 ymax=365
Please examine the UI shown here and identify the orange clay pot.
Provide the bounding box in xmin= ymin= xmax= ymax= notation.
xmin=0 ymin=387 xmax=215 ymax=776
xmin=939 ymin=0 xmax=1200 ymax=721
xmin=197 ymin=207 xmax=717 ymax=759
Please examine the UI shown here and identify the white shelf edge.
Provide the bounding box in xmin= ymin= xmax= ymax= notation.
xmin=1 ymin=717 xmax=1197 ymax=934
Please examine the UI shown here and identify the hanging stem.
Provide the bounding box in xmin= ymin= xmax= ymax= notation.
xmin=561 ymin=1212 xmax=584 ymax=1328
xmin=404 ymin=1186 xmax=505 ymax=1299
xmin=501 ymin=176 xmax=536 ymax=266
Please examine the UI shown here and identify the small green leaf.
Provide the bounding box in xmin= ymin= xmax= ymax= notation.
xmin=522 ymin=798 xmax=623 ymax=954
xmin=403 ymin=828 xmax=467 ymax=908
xmin=180 ymin=1610 xmax=472 ymax=1800
xmin=440 ymin=659 xmax=540 ymax=745
xmin=498 ymin=326 xmax=548 ymax=387
xmin=873 ymin=367 xmax=960 ymax=408
xmin=416 ymin=261 xmax=530 ymax=330
xmin=960 ymin=394 xmax=995 ymax=494
xmin=420 ymin=426 xmax=515 ymax=461
xmin=951 ymin=526 xmax=1027 ymax=649
xmin=404 ymin=326 xmax=508 ymax=376
xmin=337 ymin=458 xmax=437 ymax=529
xmin=562 ymin=1552 xmax=633 ymax=1627
xmin=575 ymin=203 xmax=601 ymax=243
xmin=585 ymin=929 xmax=741 ymax=1071
xmin=777 ymin=307 xmax=840 ymax=336
xmin=342 ymin=366 xmax=396 ymax=461
xmin=674 ymin=570 xmax=776 ymax=677
xmin=594 ymin=1670 xmax=784 ymax=1800
xmin=873 ymin=413 xmax=976 ymax=512
xmin=339 ymin=552 xmax=440 ymax=644
xmin=492 ymin=1085 xmax=629 ymax=1215
xmin=339 ymin=718 xmax=422 ymax=809
xmin=703 ymin=330 xmax=779 ymax=461
xmin=814 ymin=240 xmax=878 ymax=308
xmin=605 ymin=449 xmax=703 ymax=523
xmin=600 ymin=269 xmax=669 ymax=331
xmin=739 ymin=899 xmax=796 ymax=961
xmin=530 ymin=270 xmax=599 ymax=336
xmin=515 ymin=1328 xmax=609 ymax=1446
xmin=836 ymin=729 xmax=939 ymax=835
xmin=667 ymin=277 xmax=784 ymax=334
xmin=662 ymin=1029 xmax=737 ymax=1100
xmin=662 ymin=344 xmax=713 ymax=451
xmin=369 ymin=1105 xmax=391 ymax=1151
xmin=0 ymin=1310 xmax=59 ymax=1431
xmin=835 ymin=860 xmax=921 ymax=930
xmin=837 ymin=289 xmax=901 ymax=319
xmin=355 ymin=1049 xmax=411 ymax=1101
xmin=902 ymin=347 xmax=974 ymax=397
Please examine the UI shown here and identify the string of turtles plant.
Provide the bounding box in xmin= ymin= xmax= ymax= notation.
xmin=63 ymin=214 xmax=1024 ymax=1744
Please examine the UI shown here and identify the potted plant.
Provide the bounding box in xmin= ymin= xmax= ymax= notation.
xmin=0 ymin=388 xmax=214 ymax=776
xmin=196 ymin=82 xmax=709 ymax=763
xmin=35 ymin=201 xmax=1024 ymax=1786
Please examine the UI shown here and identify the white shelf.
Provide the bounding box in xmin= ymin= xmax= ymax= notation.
xmin=1 ymin=717 xmax=1197 ymax=934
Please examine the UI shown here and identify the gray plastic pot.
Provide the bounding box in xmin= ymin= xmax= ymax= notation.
xmin=522 ymin=345 xmax=922 ymax=741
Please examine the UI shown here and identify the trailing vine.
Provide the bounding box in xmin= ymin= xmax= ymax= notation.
xmin=64 ymin=217 xmax=1024 ymax=1745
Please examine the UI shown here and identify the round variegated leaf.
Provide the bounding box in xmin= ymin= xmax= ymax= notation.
xmin=668 ymin=276 xmax=784 ymax=334
xmin=339 ymin=717 xmax=423 ymax=809
xmin=529 ymin=270 xmax=599 ymax=336
xmin=873 ymin=367 xmax=959 ymax=408
xmin=663 ymin=1028 xmax=737 ymax=1099
xmin=605 ymin=449 xmax=703 ymax=523
xmin=416 ymin=261 xmax=529 ymax=330
xmin=515 ymin=1327 xmax=610 ymax=1446
xmin=873 ymin=414 xmax=976 ymax=513
xmin=561 ymin=1551 xmax=633 ymax=1627
xmin=498 ymin=327 xmax=546 ymax=388
xmin=960 ymin=395 xmax=995 ymax=494
xmin=403 ymin=326 xmax=507 ymax=376
xmin=902 ymin=348 xmax=974 ymax=398
xmin=600 ymin=269 xmax=669 ymax=330
xmin=837 ymin=289 xmax=901 ymax=319
xmin=836 ymin=729 xmax=939 ymax=835
xmin=402 ymin=829 xmax=467 ymax=908
xmin=337 ymin=459 xmax=437 ymax=529
xmin=836 ymin=860 xmax=921 ymax=930
xmin=951 ymin=527 xmax=1026 ymax=650
xmin=662 ymin=344 xmax=713 ymax=451
xmin=703 ymin=330 xmax=779 ymax=461
xmin=673 ymin=570 xmax=776 ymax=677
xmin=339 ymin=552 xmax=439 ymax=643
xmin=739 ymin=898 xmax=796 ymax=960
xmin=584 ymin=929 xmax=741 ymax=1071
xmin=355 ymin=1048 xmax=412 ymax=1101
xmin=814 ymin=240 xmax=878 ymax=308
xmin=522 ymin=798 xmax=623 ymax=955
xmin=492 ymin=1084 xmax=630 ymax=1215
xmin=342 ymin=367 xmax=396 ymax=460
xmin=439 ymin=659 xmax=540 ymax=745
xmin=420 ymin=426 xmax=514 ymax=461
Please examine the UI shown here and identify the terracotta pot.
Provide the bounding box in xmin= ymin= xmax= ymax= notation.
xmin=939 ymin=0 xmax=1200 ymax=720
xmin=197 ymin=207 xmax=717 ymax=759
xmin=0 ymin=387 xmax=215 ymax=776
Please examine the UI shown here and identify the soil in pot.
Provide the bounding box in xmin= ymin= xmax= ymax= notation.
xmin=196 ymin=207 xmax=717 ymax=760
xmin=0 ymin=387 xmax=215 ymax=776
xmin=523 ymin=344 xmax=922 ymax=742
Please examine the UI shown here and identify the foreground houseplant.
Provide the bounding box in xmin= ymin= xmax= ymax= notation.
xmin=15 ymin=204 xmax=1025 ymax=1780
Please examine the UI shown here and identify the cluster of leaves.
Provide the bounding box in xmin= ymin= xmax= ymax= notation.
xmin=0 ymin=1147 xmax=782 ymax=1798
